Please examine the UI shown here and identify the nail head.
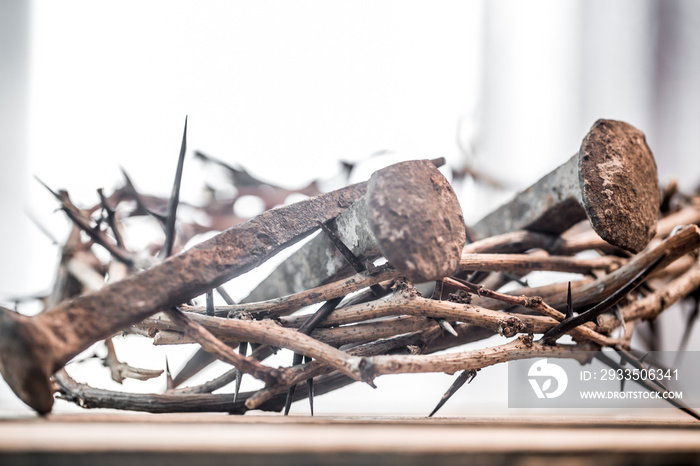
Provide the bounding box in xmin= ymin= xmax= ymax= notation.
xmin=366 ymin=160 xmax=466 ymax=282
xmin=579 ymin=119 xmax=659 ymax=253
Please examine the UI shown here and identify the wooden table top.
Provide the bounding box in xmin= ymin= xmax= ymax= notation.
xmin=0 ymin=412 xmax=699 ymax=465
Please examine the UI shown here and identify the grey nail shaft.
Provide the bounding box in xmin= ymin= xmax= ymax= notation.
xmin=245 ymin=159 xmax=467 ymax=302
xmin=471 ymin=154 xmax=584 ymax=239
xmin=245 ymin=192 xmax=378 ymax=302
xmin=470 ymin=119 xmax=659 ymax=253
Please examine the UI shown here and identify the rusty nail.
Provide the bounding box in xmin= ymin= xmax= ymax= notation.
xmin=0 ymin=181 xmax=368 ymax=414
xmin=245 ymin=159 xmax=467 ymax=301
xmin=471 ymin=119 xmax=659 ymax=253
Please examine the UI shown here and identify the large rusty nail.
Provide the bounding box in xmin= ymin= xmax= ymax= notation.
xmin=245 ymin=159 xmax=467 ymax=301
xmin=0 ymin=181 xmax=369 ymax=414
xmin=471 ymin=119 xmax=659 ymax=253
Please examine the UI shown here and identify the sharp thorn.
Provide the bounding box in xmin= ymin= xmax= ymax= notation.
xmin=120 ymin=167 xmax=167 ymax=227
xmin=120 ymin=166 xmax=134 ymax=186
xmin=283 ymin=351 xmax=306 ymax=416
xmin=159 ymin=116 xmax=188 ymax=259
xmin=438 ymin=319 xmax=459 ymax=337
xmin=298 ymin=297 xmax=344 ymax=336
xmin=618 ymin=349 xmax=671 ymax=392
xmin=233 ymin=342 xmax=248 ymax=404
xmin=565 ymin=281 xmax=573 ymax=320
xmin=195 ymin=150 xmax=266 ymax=188
xmin=97 ymin=188 xmax=125 ymax=248
xmin=232 ymin=370 xmax=242 ymax=404
xmin=165 ymin=356 xmax=174 ymax=391
xmin=620 ymin=357 xmax=627 ymax=392
xmin=542 ymin=254 xmax=666 ymax=344
xmin=34 ymin=176 xmax=61 ymax=200
xmin=283 ymin=385 xmax=296 ymax=416
xmin=305 ymin=355 xmax=314 ymax=416
xmin=429 ymin=370 xmax=476 ymax=417
xmin=307 ymin=379 xmax=314 ymax=416
xmin=206 ymin=290 xmax=215 ymax=316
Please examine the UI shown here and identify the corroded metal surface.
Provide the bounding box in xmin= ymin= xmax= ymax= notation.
xmin=579 ymin=119 xmax=659 ymax=253
xmin=0 ymin=182 xmax=368 ymax=414
xmin=472 ymin=119 xmax=659 ymax=253
xmin=366 ymin=160 xmax=466 ymax=283
xmin=245 ymin=160 xmax=467 ymax=302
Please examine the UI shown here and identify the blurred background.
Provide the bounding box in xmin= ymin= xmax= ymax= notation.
xmin=1 ymin=0 xmax=699 ymax=415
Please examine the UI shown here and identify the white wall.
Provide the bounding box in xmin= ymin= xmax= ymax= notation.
xmin=0 ymin=1 xmax=30 ymax=298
